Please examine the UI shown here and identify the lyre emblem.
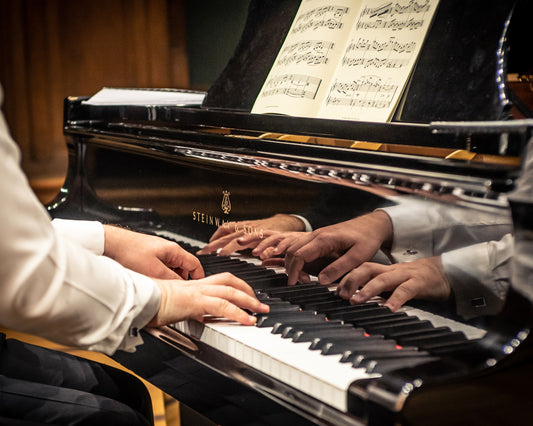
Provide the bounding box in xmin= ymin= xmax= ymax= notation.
xmin=221 ymin=190 xmax=231 ymax=214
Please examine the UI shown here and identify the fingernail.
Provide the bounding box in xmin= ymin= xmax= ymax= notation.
xmin=351 ymin=294 xmax=363 ymax=303
xmin=249 ymin=315 xmax=257 ymax=324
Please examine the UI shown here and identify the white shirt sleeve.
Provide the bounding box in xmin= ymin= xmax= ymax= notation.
xmin=0 ymin=88 xmax=160 ymax=355
xmin=379 ymin=196 xmax=513 ymax=319
xmin=381 ymin=197 xmax=512 ymax=263
xmin=441 ymin=234 xmax=512 ymax=319
xmin=51 ymin=218 xmax=105 ymax=255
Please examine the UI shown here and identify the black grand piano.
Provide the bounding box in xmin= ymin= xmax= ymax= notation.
xmin=51 ymin=1 xmax=533 ymax=425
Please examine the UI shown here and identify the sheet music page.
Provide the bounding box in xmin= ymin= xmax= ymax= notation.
xmin=83 ymin=87 xmax=206 ymax=106
xmin=317 ymin=0 xmax=439 ymax=122
xmin=251 ymin=0 xmax=363 ymax=117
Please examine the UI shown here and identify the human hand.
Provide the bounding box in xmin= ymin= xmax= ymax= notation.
xmin=197 ymin=214 xmax=306 ymax=255
xmin=148 ymin=272 xmax=270 ymax=326
xmin=337 ymin=256 xmax=451 ymax=311
xmin=259 ymin=211 xmax=393 ymax=285
xmin=103 ymin=225 xmax=204 ymax=280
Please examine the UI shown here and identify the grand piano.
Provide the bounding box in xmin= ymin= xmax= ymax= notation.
xmin=50 ymin=1 xmax=533 ymax=425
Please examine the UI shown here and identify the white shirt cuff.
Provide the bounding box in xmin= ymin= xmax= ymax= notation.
xmin=51 ymin=218 xmax=105 ymax=255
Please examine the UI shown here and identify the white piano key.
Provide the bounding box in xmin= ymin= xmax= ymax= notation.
xmin=175 ymin=318 xmax=375 ymax=412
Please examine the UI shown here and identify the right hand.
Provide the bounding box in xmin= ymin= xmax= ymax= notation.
xmin=255 ymin=211 xmax=394 ymax=285
xmin=148 ymin=272 xmax=270 ymax=327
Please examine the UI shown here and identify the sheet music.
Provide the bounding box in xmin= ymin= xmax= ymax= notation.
xmin=318 ymin=0 xmax=439 ymax=121
xmin=83 ymin=87 xmax=206 ymax=106
xmin=252 ymin=0 xmax=361 ymax=117
xmin=252 ymin=0 xmax=439 ymax=122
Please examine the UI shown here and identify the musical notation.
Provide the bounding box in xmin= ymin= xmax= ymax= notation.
xmin=347 ymin=37 xmax=416 ymax=55
xmin=341 ymin=36 xmax=415 ymax=68
xmin=252 ymin=0 xmax=439 ymax=122
xmin=291 ymin=6 xmax=350 ymax=34
xmin=261 ymin=74 xmax=322 ymax=100
xmin=325 ymin=77 xmax=397 ymax=110
xmin=277 ymin=41 xmax=335 ymax=67
xmin=357 ymin=0 xmax=432 ymax=31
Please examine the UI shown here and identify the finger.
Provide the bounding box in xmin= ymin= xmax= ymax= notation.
xmin=261 ymin=258 xmax=285 ymax=267
xmin=208 ymin=223 xmax=236 ymax=242
xmin=218 ymin=235 xmax=256 ymax=256
xmin=383 ymin=280 xmax=419 ymax=312
xmin=236 ymin=234 xmax=264 ymax=248
xmin=252 ymin=233 xmax=286 ymax=257
xmin=199 ymin=272 xmax=257 ymax=298
xmin=350 ymin=267 xmax=409 ymax=304
xmin=336 ymin=262 xmax=383 ymax=299
xmin=147 ymin=262 xmax=183 ymax=280
xmin=285 ymin=252 xmax=306 ymax=285
xmin=284 ymin=234 xmax=323 ymax=285
xmin=319 ymin=244 xmax=374 ymax=285
xmin=200 ymin=294 xmax=263 ymax=325
xmin=276 ymin=232 xmax=313 ymax=257
xmin=196 ymin=283 xmax=270 ymax=317
xmin=198 ymin=231 xmax=244 ymax=254
xmin=298 ymin=270 xmax=311 ymax=284
xmin=165 ymin=250 xmax=204 ymax=279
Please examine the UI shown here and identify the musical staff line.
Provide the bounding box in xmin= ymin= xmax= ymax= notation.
xmin=291 ymin=6 xmax=350 ymax=34
xmin=277 ymin=41 xmax=335 ymax=67
xmin=261 ymin=74 xmax=323 ymax=100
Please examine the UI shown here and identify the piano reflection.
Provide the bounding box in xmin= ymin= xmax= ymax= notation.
xmin=51 ymin=1 xmax=533 ymax=425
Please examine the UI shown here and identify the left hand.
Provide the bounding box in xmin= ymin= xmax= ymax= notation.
xmin=103 ymin=225 xmax=204 ymax=280
xmin=336 ymin=256 xmax=451 ymax=311
xmin=197 ymin=214 xmax=306 ymax=255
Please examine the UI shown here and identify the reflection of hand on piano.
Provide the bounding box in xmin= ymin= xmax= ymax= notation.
xmin=340 ymin=256 xmax=451 ymax=311
xmin=148 ymin=273 xmax=270 ymax=327
xmin=197 ymin=214 xmax=306 ymax=256
xmin=258 ymin=211 xmax=393 ymax=286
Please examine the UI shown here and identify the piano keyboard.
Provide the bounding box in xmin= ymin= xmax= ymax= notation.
xmin=154 ymin=230 xmax=487 ymax=413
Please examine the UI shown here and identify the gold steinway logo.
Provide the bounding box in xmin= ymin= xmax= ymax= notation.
xmin=221 ymin=190 xmax=231 ymax=214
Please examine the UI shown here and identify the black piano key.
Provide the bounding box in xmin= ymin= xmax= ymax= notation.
xmin=294 ymin=326 xmax=366 ymax=344
xmin=256 ymin=311 xmax=319 ymax=328
xmin=259 ymin=284 xmax=328 ymax=297
xmin=302 ymin=299 xmax=351 ymax=311
xmin=291 ymin=327 xmax=358 ymax=342
xmin=319 ymin=302 xmax=381 ymax=316
xmin=270 ymin=317 xmax=329 ymax=334
xmin=289 ymin=292 xmax=339 ymax=305
xmin=310 ymin=334 xmax=384 ymax=351
xmin=321 ymin=338 xmax=397 ymax=355
xmin=261 ymin=304 xmax=301 ymax=314
xmin=206 ymin=263 xmax=261 ymax=274
xmin=270 ymin=288 xmax=330 ymax=300
xmin=365 ymin=319 xmax=433 ymax=337
xmin=391 ymin=326 xmax=452 ymax=340
xmin=337 ymin=311 xmax=407 ymax=325
xmin=428 ymin=340 xmax=482 ymax=356
xmin=365 ymin=356 xmax=440 ymax=374
xmin=397 ymin=330 xmax=467 ymax=348
xmin=356 ymin=315 xmax=422 ymax=329
xmin=259 ymin=300 xmax=293 ymax=309
xmin=351 ymin=348 xmax=428 ymax=366
xmin=200 ymin=257 xmax=245 ymax=267
xmin=281 ymin=320 xmax=346 ymax=339
xmin=245 ymin=275 xmax=288 ymax=288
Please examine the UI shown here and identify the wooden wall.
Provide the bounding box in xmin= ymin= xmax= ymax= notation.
xmin=0 ymin=0 xmax=189 ymax=202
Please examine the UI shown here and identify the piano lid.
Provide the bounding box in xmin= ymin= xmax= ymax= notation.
xmin=203 ymin=0 xmax=527 ymax=123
